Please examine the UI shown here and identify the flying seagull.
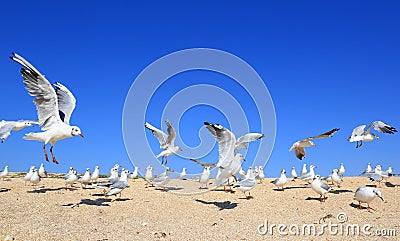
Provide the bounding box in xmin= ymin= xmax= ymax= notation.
xmin=145 ymin=120 xmax=181 ymax=164
xmin=10 ymin=53 xmax=84 ymax=164
xmin=0 ymin=120 xmax=36 ymax=143
xmin=289 ymin=128 xmax=340 ymax=160
xmin=348 ymin=121 xmax=397 ymax=148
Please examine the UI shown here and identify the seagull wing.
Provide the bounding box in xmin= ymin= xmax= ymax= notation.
xmin=204 ymin=122 xmax=236 ymax=168
xmin=320 ymin=181 xmax=332 ymax=191
xmin=165 ymin=120 xmax=176 ymax=147
xmin=145 ymin=122 xmax=168 ymax=149
xmin=235 ymin=133 xmax=264 ymax=150
xmin=0 ymin=122 xmax=17 ymax=141
xmin=307 ymin=128 xmax=340 ymax=140
xmin=53 ymin=82 xmax=76 ymax=125
xmin=349 ymin=125 xmax=367 ymax=139
xmin=10 ymin=53 xmax=61 ymax=130
xmin=370 ymin=121 xmax=397 ymax=134
xmin=189 ymin=158 xmax=217 ymax=168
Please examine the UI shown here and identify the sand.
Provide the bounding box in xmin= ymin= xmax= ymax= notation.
xmin=0 ymin=174 xmax=399 ymax=241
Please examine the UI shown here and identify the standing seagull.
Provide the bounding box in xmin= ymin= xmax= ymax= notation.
xmin=354 ymin=186 xmax=384 ymax=212
xmin=0 ymin=120 xmax=36 ymax=143
xmin=0 ymin=166 xmax=9 ymax=181
xmin=199 ymin=166 xmax=211 ymax=189
xmin=301 ymin=164 xmax=307 ymax=176
xmin=10 ymin=53 xmax=84 ymax=164
xmin=145 ymin=120 xmax=181 ymax=164
xmin=311 ymin=175 xmax=332 ymax=202
xmin=233 ymin=169 xmax=257 ymax=199
xmin=24 ymin=166 xmax=36 ymax=185
xmin=348 ymin=121 xmax=397 ymax=148
xmin=30 ymin=168 xmax=41 ymax=187
xmin=338 ymin=163 xmax=345 ymax=177
xmin=90 ymin=166 xmax=100 ymax=183
xmin=291 ymin=167 xmax=298 ymax=181
xmin=38 ymin=163 xmax=47 ymax=178
xmin=271 ymin=169 xmax=287 ymax=191
xmin=361 ymin=163 xmax=373 ymax=175
xmin=289 ymin=128 xmax=340 ymax=160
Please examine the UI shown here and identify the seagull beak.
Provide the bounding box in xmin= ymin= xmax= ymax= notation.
xmin=379 ymin=196 xmax=384 ymax=201
xmin=79 ymin=134 xmax=84 ymax=138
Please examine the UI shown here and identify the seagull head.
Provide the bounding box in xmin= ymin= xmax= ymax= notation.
xmin=71 ymin=126 xmax=84 ymax=138
xmin=373 ymin=189 xmax=384 ymax=201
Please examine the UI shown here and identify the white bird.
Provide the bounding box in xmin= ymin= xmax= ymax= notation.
xmin=338 ymin=163 xmax=345 ymax=177
xmin=24 ymin=166 xmax=35 ymax=185
xmin=0 ymin=120 xmax=36 ymax=143
xmin=300 ymin=165 xmax=317 ymax=184
xmin=130 ymin=166 xmax=138 ymax=180
xmin=300 ymin=164 xmax=307 ymax=176
xmin=238 ymin=166 xmax=246 ymax=178
xmin=354 ymin=186 xmax=384 ymax=212
xmin=10 ymin=53 xmax=84 ymax=164
xmin=245 ymin=167 xmax=253 ymax=179
xmin=386 ymin=167 xmax=393 ymax=175
xmin=30 ymin=168 xmax=41 ymax=187
xmin=67 ymin=166 xmax=74 ymax=175
xmin=257 ymin=166 xmax=265 ymax=184
xmin=271 ymin=169 xmax=287 ymax=191
xmin=95 ymin=169 xmax=130 ymax=197
xmin=149 ymin=168 xmax=173 ymax=191
xmin=348 ymin=121 xmax=397 ymax=148
xmin=64 ymin=169 xmax=78 ymax=190
xmin=331 ymin=169 xmax=343 ymax=188
xmin=0 ymin=166 xmax=9 ymax=181
xmin=234 ymin=133 xmax=264 ymax=150
xmin=38 ymin=163 xmax=47 ymax=178
xmin=233 ymin=170 xmax=257 ymax=199
xmin=199 ymin=166 xmax=211 ymax=189
xmin=145 ymin=120 xmax=181 ymax=164
xmin=291 ymin=167 xmax=298 ymax=181
xmin=178 ymin=167 xmax=187 ymax=179
xmin=361 ymin=163 xmax=373 ymax=175
xmin=289 ymin=128 xmax=340 ymax=160
xmin=310 ymin=175 xmax=332 ymax=202
xmin=105 ymin=179 xmax=129 ymax=198
xmin=90 ymin=166 xmax=100 ymax=183
xmin=79 ymin=168 xmax=91 ymax=188
xmin=144 ymin=165 xmax=153 ymax=187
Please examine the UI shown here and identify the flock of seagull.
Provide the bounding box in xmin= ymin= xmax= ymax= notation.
xmin=1 ymin=53 xmax=399 ymax=212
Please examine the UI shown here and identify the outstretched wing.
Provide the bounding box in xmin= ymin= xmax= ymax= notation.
xmin=369 ymin=121 xmax=397 ymax=134
xmin=189 ymin=158 xmax=217 ymax=168
xmin=204 ymin=122 xmax=236 ymax=168
xmin=145 ymin=122 xmax=168 ymax=149
xmin=235 ymin=133 xmax=264 ymax=150
xmin=0 ymin=122 xmax=17 ymax=141
xmin=349 ymin=125 xmax=366 ymax=138
xmin=53 ymin=82 xmax=76 ymax=125
xmin=307 ymin=128 xmax=340 ymax=140
xmin=10 ymin=53 xmax=61 ymax=130
xmin=165 ymin=120 xmax=176 ymax=147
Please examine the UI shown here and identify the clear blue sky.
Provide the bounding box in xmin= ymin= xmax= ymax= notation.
xmin=0 ymin=1 xmax=399 ymax=177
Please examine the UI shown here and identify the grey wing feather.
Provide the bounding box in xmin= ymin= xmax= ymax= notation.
xmin=110 ymin=181 xmax=128 ymax=189
xmin=371 ymin=121 xmax=397 ymax=134
xmin=235 ymin=133 xmax=264 ymax=149
xmin=307 ymin=128 xmax=340 ymax=140
xmin=320 ymin=181 xmax=332 ymax=191
xmin=0 ymin=122 xmax=17 ymax=140
xmin=10 ymin=53 xmax=61 ymax=130
xmin=204 ymin=122 xmax=236 ymax=168
xmin=53 ymin=82 xmax=76 ymax=124
xmin=165 ymin=120 xmax=176 ymax=146
xmin=190 ymin=158 xmax=217 ymax=168
xmin=145 ymin=122 xmax=168 ymax=148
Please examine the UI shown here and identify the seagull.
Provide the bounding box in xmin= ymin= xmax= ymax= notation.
xmin=338 ymin=163 xmax=345 ymax=177
xmin=0 ymin=120 xmax=36 ymax=142
xmin=289 ymin=128 xmax=340 ymax=160
xmin=64 ymin=169 xmax=78 ymax=190
xmin=300 ymin=165 xmax=317 ymax=184
xmin=10 ymin=53 xmax=84 ymax=164
xmin=233 ymin=169 xmax=257 ymax=199
xmin=79 ymin=168 xmax=91 ymax=188
xmin=245 ymin=167 xmax=253 ymax=179
xmin=199 ymin=166 xmax=211 ymax=189
xmin=24 ymin=166 xmax=35 ymax=185
xmin=348 ymin=121 xmax=397 ymax=148
xmin=291 ymin=167 xmax=298 ymax=181
xmin=130 ymin=166 xmax=139 ymax=180
xmin=257 ymin=166 xmax=265 ymax=184
xmin=38 ymin=163 xmax=47 ymax=178
xmin=0 ymin=166 xmax=9 ymax=181
xmin=30 ymin=168 xmax=41 ymax=187
xmin=361 ymin=163 xmax=373 ymax=175
xmin=238 ymin=166 xmax=246 ymax=178
xmin=301 ymin=164 xmax=307 ymax=176
xmin=144 ymin=165 xmax=154 ymax=188
xmin=178 ymin=167 xmax=187 ymax=179
xmin=331 ymin=169 xmax=343 ymax=188
xmin=67 ymin=166 xmax=74 ymax=175
xmin=149 ymin=168 xmax=173 ymax=191
xmin=105 ymin=179 xmax=129 ymax=198
xmin=354 ymin=186 xmax=384 ymax=212
xmin=90 ymin=166 xmax=100 ymax=183
xmin=95 ymin=169 xmax=130 ymax=197
xmin=271 ymin=169 xmax=287 ymax=191
xmin=144 ymin=120 xmax=182 ymax=164
xmin=310 ymin=175 xmax=332 ymax=202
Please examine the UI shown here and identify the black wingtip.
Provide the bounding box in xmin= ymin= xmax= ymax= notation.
xmin=204 ymin=122 xmax=210 ymax=125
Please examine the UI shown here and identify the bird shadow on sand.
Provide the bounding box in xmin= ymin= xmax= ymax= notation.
xmin=195 ymin=199 xmax=238 ymax=210
xmin=27 ymin=187 xmax=65 ymax=193
xmin=283 ymin=186 xmax=309 ymax=190
xmin=63 ymin=198 xmax=113 ymax=207
xmin=0 ymin=188 xmax=11 ymax=193
xmin=331 ymin=189 xmax=353 ymax=195
xmin=305 ymin=197 xmax=325 ymax=202
xmin=385 ymin=182 xmax=397 ymax=188
xmin=349 ymin=202 xmax=375 ymax=211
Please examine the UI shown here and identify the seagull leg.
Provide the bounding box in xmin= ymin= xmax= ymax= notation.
xmin=358 ymin=201 xmax=362 ymax=209
xmin=50 ymin=146 xmax=59 ymax=164
xmin=43 ymin=144 xmax=50 ymax=162
xmin=367 ymin=204 xmax=371 ymax=212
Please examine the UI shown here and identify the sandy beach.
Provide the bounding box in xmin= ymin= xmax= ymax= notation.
xmin=0 ymin=174 xmax=399 ymax=241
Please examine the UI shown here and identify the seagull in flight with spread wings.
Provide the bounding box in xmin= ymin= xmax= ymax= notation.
xmin=348 ymin=121 xmax=397 ymax=148
xmin=0 ymin=120 xmax=37 ymax=143
xmin=289 ymin=128 xmax=340 ymax=160
xmin=145 ymin=120 xmax=182 ymax=164
xmin=10 ymin=52 xmax=84 ymax=164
